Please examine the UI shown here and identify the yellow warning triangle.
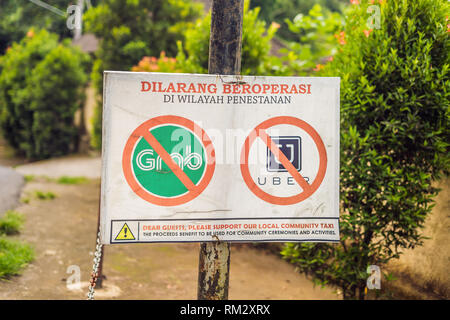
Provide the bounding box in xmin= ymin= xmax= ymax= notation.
xmin=115 ymin=223 xmax=136 ymax=240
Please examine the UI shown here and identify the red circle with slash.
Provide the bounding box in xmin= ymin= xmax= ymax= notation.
xmin=240 ymin=116 xmax=327 ymax=205
xmin=122 ymin=115 xmax=215 ymax=206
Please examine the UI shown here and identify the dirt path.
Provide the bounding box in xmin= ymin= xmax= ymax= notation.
xmin=0 ymin=176 xmax=339 ymax=300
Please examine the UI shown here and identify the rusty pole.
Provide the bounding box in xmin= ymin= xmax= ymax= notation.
xmin=197 ymin=0 xmax=244 ymax=300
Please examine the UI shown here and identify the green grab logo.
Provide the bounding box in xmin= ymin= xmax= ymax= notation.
xmin=131 ymin=124 xmax=206 ymax=198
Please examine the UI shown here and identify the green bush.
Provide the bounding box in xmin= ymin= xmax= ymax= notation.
xmin=282 ymin=4 xmax=344 ymax=75
xmin=0 ymin=29 xmax=88 ymax=160
xmin=0 ymin=0 xmax=73 ymax=54
xmin=34 ymin=191 xmax=57 ymax=200
xmin=85 ymin=0 xmax=202 ymax=149
xmin=84 ymin=0 xmax=201 ymax=80
xmin=176 ymin=2 xmax=287 ymax=76
xmin=282 ymin=0 xmax=449 ymax=299
xmin=250 ymin=0 xmax=347 ymax=42
xmin=0 ymin=237 xmax=34 ymax=278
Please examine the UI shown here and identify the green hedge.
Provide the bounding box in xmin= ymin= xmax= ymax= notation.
xmin=0 ymin=29 xmax=88 ymax=160
xmin=84 ymin=0 xmax=203 ymax=150
xmin=282 ymin=0 xmax=449 ymax=299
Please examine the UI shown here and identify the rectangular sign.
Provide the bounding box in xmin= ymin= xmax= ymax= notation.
xmin=100 ymin=72 xmax=340 ymax=244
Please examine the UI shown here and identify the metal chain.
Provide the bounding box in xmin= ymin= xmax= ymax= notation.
xmin=87 ymin=231 xmax=103 ymax=300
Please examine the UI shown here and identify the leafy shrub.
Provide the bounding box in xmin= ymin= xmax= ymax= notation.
xmin=282 ymin=4 xmax=344 ymax=75
xmin=0 ymin=29 xmax=88 ymax=160
xmin=282 ymin=0 xmax=449 ymax=299
xmin=85 ymin=0 xmax=202 ymax=148
xmin=250 ymin=0 xmax=347 ymax=42
xmin=176 ymin=2 xmax=287 ymax=76
xmin=0 ymin=0 xmax=73 ymax=54
xmin=84 ymin=0 xmax=201 ymax=79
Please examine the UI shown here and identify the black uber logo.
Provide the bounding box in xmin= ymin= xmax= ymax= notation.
xmin=266 ymin=136 xmax=301 ymax=172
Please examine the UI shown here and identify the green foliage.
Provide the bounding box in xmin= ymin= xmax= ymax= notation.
xmin=0 ymin=0 xmax=74 ymax=54
xmin=84 ymin=0 xmax=202 ymax=91
xmin=250 ymin=0 xmax=347 ymax=41
xmin=34 ymin=191 xmax=57 ymax=200
xmin=0 ymin=237 xmax=34 ymax=278
xmin=282 ymin=4 xmax=344 ymax=75
xmin=85 ymin=0 xmax=202 ymax=148
xmin=282 ymin=0 xmax=449 ymax=299
xmin=0 ymin=29 xmax=88 ymax=160
xmin=0 ymin=211 xmax=24 ymax=235
xmin=56 ymin=176 xmax=88 ymax=185
xmin=176 ymin=2 xmax=287 ymax=76
xmin=24 ymin=175 xmax=35 ymax=183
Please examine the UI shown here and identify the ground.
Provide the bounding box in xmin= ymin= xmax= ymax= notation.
xmin=0 ymin=154 xmax=339 ymax=300
xmin=1 ymin=135 xmax=448 ymax=299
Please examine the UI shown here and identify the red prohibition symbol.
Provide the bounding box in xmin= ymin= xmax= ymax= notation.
xmin=122 ymin=115 xmax=216 ymax=206
xmin=240 ymin=116 xmax=327 ymax=205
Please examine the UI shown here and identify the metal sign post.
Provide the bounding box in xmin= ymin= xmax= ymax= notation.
xmin=197 ymin=0 xmax=244 ymax=300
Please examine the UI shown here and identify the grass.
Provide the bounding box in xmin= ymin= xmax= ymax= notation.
xmin=24 ymin=175 xmax=35 ymax=183
xmin=0 ymin=211 xmax=24 ymax=235
xmin=0 ymin=238 xmax=34 ymax=278
xmin=20 ymin=188 xmax=59 ymax=203
xmin=0 ymin=211 xmax=33 ymax=279
xmin=34 ymin=191 xmax=56 ymax=200
xmin=56 ymin=176 xmax=88 ymax=184
xmin=24 ymin=175 xmax=88 ymax=185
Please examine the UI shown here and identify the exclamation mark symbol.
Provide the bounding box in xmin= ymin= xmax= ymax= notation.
xmin=115 ymin=223 xmax=134 ymax=241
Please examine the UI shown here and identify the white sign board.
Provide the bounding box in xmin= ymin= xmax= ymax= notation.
xmin=100 ymin=72 xmax=340 ymax=244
